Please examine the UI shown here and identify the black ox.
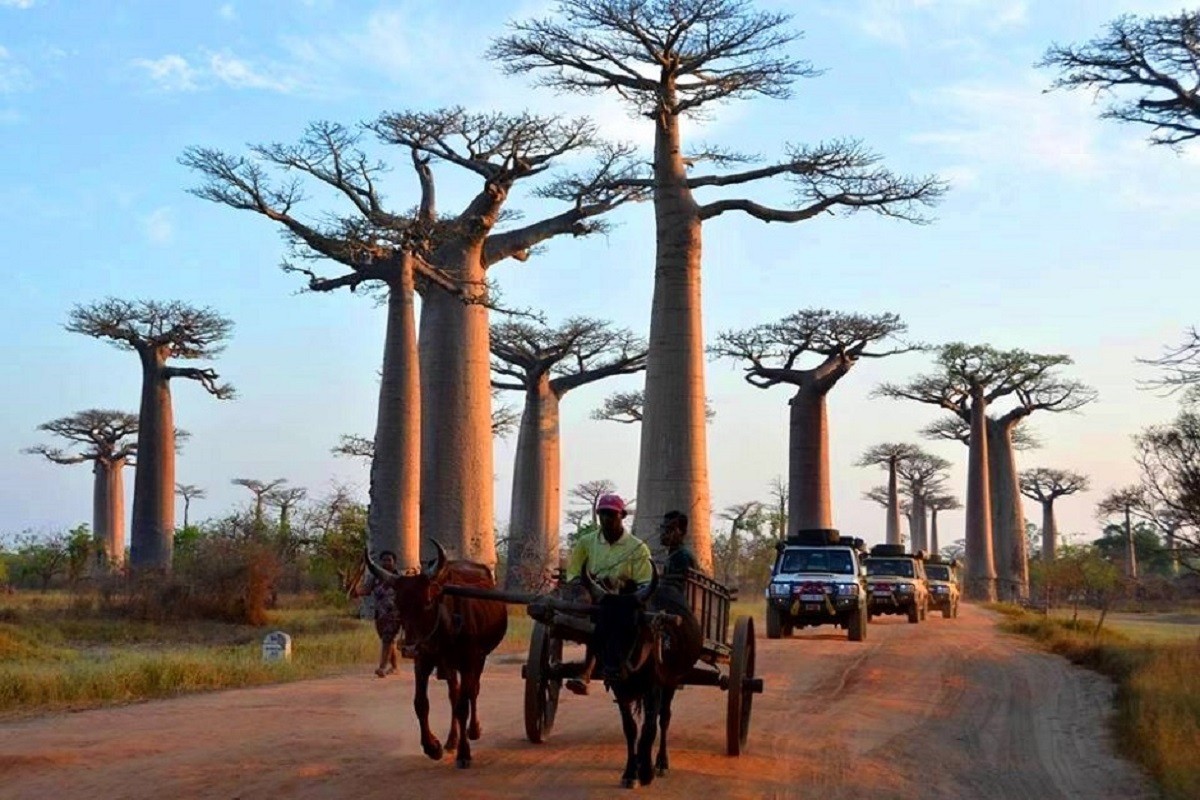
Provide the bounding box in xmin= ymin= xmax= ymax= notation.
xmin=582 ymin=565 xmax=703 ymax=788
xmin=365 ymin=541 xmax=507 ymax=769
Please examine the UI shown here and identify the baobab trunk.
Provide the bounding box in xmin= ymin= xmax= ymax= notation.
xmin=787 ymin=386 xmax=833 ymax=532
xmin=130 ymin=351 xmax=175 ymax=570
xmin=1041 ymin=499 xmax=1058 ymax=561
xmin=929 ymin=508 xmax=940 ymax=555
xmin=911 ymin=494 xmax=927 ymax=552
xmin=1123 ymin=507 xmax=1138 ymax=580
xmin=886 ymin=459 xmax=902 ymax=545
xmin=419 ymin=246 xmax=496 ymax=567
xmin=506 ymin=376 xmax=561 ymax=591
xmin=370 ymin=268 xmax=421 ymax=570
xmin=633 ymin=101 xmax=712 ymax=573
xmin=92 ymin=458 xmax=126 ymax=572
xmin=964 ymin=389 xmax=997 ymax=601
xmin=987 ymin=420 xmax=1028 ymax=600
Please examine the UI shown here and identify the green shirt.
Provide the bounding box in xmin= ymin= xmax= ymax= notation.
xmin=565 ymin=529 xmax=654 ymax=588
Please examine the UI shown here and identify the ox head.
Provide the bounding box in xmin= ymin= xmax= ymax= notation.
xmin=364 ymin=540 xmax=450 ymax=638
xmin=583 ymin=563 xmax=661 ymax=684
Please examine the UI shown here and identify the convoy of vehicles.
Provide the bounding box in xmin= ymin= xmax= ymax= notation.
xmin=766 ymin=533 xmax=961 ymax=639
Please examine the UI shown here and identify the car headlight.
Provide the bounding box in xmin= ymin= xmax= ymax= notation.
xmin=836 ymin=583 xmax=859 ymax=596
xmin=897 ymin=584 xmax=914 ymax=592
xmin=769 ymin=582 xmax=790 ymax=597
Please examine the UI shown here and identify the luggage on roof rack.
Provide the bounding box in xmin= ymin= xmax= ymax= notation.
xmin=869 ymin=543 xmax=907 ymax=558
xmin=838 ymin=536 xmax=866 ymax=550
xmin=786 ymin=528 xmax=840 ymax=546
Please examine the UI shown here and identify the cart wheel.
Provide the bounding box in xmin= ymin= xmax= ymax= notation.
xmin=524 ymin=622 xmax=562 ymax=744
xmin=726 ymin=615 xmax=756 ymax=756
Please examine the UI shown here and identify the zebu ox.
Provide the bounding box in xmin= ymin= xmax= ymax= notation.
xmin=365 ymin=542 xmax=507 ymax=769
xmin=582 ymin=565 xmax=703 ymax=788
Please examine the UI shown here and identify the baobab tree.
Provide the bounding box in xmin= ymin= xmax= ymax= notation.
xmin=880 ymin=344 xmax=1096 ymax=600
xmin=1018 ymin=468 xmax=1090 ymax=560
xmin=566 ymin=479 xmax=618 ymax=527
xmin=67 ymin=300 xmax=233 ymax=571
xmin=24 ymin=410 xmax=138 ymax=572
xmin=1041 ymin=10 xmax=1200 ymax=148
xmin=894 ymin=450 xmax=951 ymax=554
xmin=1140 ymin=326 xmax=1200 ymax=392
xmin=1134 ymin=411 xmax=1200 ymax=572
xmin=184 ymin=114 xmax=643 ymax=567
xmin=591 ymin=389 xmax=715 ymax=425
xmin=491 ymin=318 xmax=647 ymax=587
xmin=175 ymin=483 xmax=206 ymax=530
xmin=1097 ymin=486 xmax=1147 ymax=580
xmin=713 ymin=310 xmax=917 ymax=532
xmin=232 ymin=478 xmax=287 ymax=531
xmin=266 ymin=485 xmax=308 ymax=535
xmin=718 ymin=501 xmax=762 ymax=588
xmin=494 ymin=0 xmax=945 ymax=556
xmin=924 ymin=490 xmax=962 ymax=555
xmin=864 ymin=486 xmax=913 ymax=546
xmin=856 ymin=443 xmax=922 ymax=545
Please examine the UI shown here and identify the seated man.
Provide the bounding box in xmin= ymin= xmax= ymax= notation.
xmin=660 ymin=510 xmax=698 ymax=587
xmin=561 ymin=493 xmax=652 ymax=694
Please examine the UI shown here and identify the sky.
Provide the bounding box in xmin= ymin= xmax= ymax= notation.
xmin=1 ymin=0 xmax=1197 ymax=550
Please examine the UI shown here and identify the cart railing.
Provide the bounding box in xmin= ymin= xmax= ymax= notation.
xmin=683 ymin=568 xmax=732 ymax=653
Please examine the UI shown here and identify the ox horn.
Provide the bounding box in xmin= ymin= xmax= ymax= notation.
xmin=426 ymin=538 xmax=449 ymax=579
xmin=363 ymin=548 xmax=399 ymax=582
xmin=579 ymin=562 xmax=609 ymax=602
xmin=635 ymin=563 xmax=659 ymax=605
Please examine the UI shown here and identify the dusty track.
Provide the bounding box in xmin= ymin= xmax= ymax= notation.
xmin=0 ymin=606 xmax=1155 ymax=799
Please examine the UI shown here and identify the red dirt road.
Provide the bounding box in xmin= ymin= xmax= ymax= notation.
xmin=0 ymin=606 xmax=1155 ymax=799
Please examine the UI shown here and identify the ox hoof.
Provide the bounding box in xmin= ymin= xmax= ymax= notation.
xmin=638 ymin=767 xmax=655 ymax=786
xmin=423 ymin=742 xmax=444 ymax=761
xmin=456 ymin=757 xmax=472 ymax=770
xmin=620 ymin=778 xmax=636 ymax=790
xmin=656 ymin=766 xmax=669 ymax=777
xmin=444 ymin=737 xmax=458 ymax=752
xmin=468 ymin=723 xmax=481 ymax=741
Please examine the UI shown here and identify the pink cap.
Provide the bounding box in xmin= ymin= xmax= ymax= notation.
xmin=596 ymin=493 xmax=626 ymax=514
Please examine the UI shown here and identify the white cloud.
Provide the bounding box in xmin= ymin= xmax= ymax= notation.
xmin=132 ymin=54 xmax=199 ymax=92
xmin=141 ymin=207 xmax=174 ymax=245
xmin=852 ymin=0 xmax=1028 ymax=46
xmin=910 ymin=75 xmax=1101 ymax=177
xmin=0 ymin=0 xmax=36 ymax=8
xmin=131 ymin=50 xmax=301 ymax=94
xmin=218 ymin=3 xmax=236 ymax=20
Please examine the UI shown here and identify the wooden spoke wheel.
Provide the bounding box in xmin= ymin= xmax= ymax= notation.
xmin=523 ymin=622 xmax=562 ymax=744
xmin=725 ymin=615 xmax=757 ymax=756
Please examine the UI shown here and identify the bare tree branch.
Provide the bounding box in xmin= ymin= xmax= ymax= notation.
xmin=1019 ymin=467 xmax=1090 ymax=503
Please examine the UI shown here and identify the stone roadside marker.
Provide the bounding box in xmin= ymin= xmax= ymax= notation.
xmin=262 ymin=630 xmax=292 ymax=663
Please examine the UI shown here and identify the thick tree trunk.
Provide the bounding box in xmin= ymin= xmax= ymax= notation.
xmin=1041 ymin=499 xmax=1058 ymax=561
xmin=912 ymin=493 xmax=927 ymax=552
xmin=370 ymin=274 xmax=421 ymax=570
xmin=964 ymin=390 xmax=997 ymax=601
xmin=92 ymin=458 xmax=126 ymax=573
xmin=182 ymin=498 xmax=191 ymax=530
xmin=886 ymin=459 xmax=902 ymax=545
xmin=505 ymin=377 xmax=561 ymax=591
xmin=633 ymin=106 xmax=712 ymax=572
xmin=787 ymin=385 xmax=832 ymax=532
xmin=1123 ymin=509 xmax=1138 ymax=580
xmin=419 ymin=246 xmax=496 ymax=567
xmin=987 ymin=419 xmax=1028 ymax=601
xmin=929 ymin=508 xmax=940 ymax=555
xmin=130 ymin=352 xmax=175 ymax=571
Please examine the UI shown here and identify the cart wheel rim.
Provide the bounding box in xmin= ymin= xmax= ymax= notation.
xmin=726 ymin=616 xmax=755 ymax=756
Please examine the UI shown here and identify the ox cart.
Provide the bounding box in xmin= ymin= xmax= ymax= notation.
xmin=448 ymin=569 xmax=762 ymax=756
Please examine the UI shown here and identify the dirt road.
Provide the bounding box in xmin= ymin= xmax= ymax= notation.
xmin=0 ymin=606 xmax=1155 ymax=800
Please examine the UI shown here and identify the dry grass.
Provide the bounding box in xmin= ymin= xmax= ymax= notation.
xmin=992 ymin=604 xmax=1200 ymax=800
xmin=0 ymin=591 xmax=536 ymax=718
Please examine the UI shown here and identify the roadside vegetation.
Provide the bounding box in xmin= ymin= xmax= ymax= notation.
xmin=992 ymin=604 xmax=1200 ymax=800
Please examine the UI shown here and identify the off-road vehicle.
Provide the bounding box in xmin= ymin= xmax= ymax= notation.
xmin=864 ymin=544 xmax=929 ymax=624
xmin=765 ymin=529 xmax=868 ymax=642
xmin=923 ymin=555 xmax=960 ymax=618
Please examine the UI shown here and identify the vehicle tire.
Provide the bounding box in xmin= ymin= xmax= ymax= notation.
xmin=848 ymin=606 xmax=867 ymax=642
xmin=907 ymin=602 xmax=920 ymax=624
xmin=942 ymin=603 xmax=952 ymax=619
xmin=782 ymin=623 xmax=794 ymax=638
xmin=765 ymin=603 xmax=782 ymax=640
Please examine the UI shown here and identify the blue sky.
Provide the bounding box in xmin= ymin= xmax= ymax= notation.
xmin=1 ymin=0 xmax=1196 ymax=547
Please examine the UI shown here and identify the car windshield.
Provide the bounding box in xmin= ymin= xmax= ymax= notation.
xmin=926 ymin=565 xmax=951 ymax=581
xmin=778 ymin=548 xmax=854 ymax=575
xmin=866 ymin=559 xmax=914 ymax=578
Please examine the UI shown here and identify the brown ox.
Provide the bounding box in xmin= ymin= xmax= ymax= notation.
xmin=365 ymin=541 xmax=507 ymax=768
